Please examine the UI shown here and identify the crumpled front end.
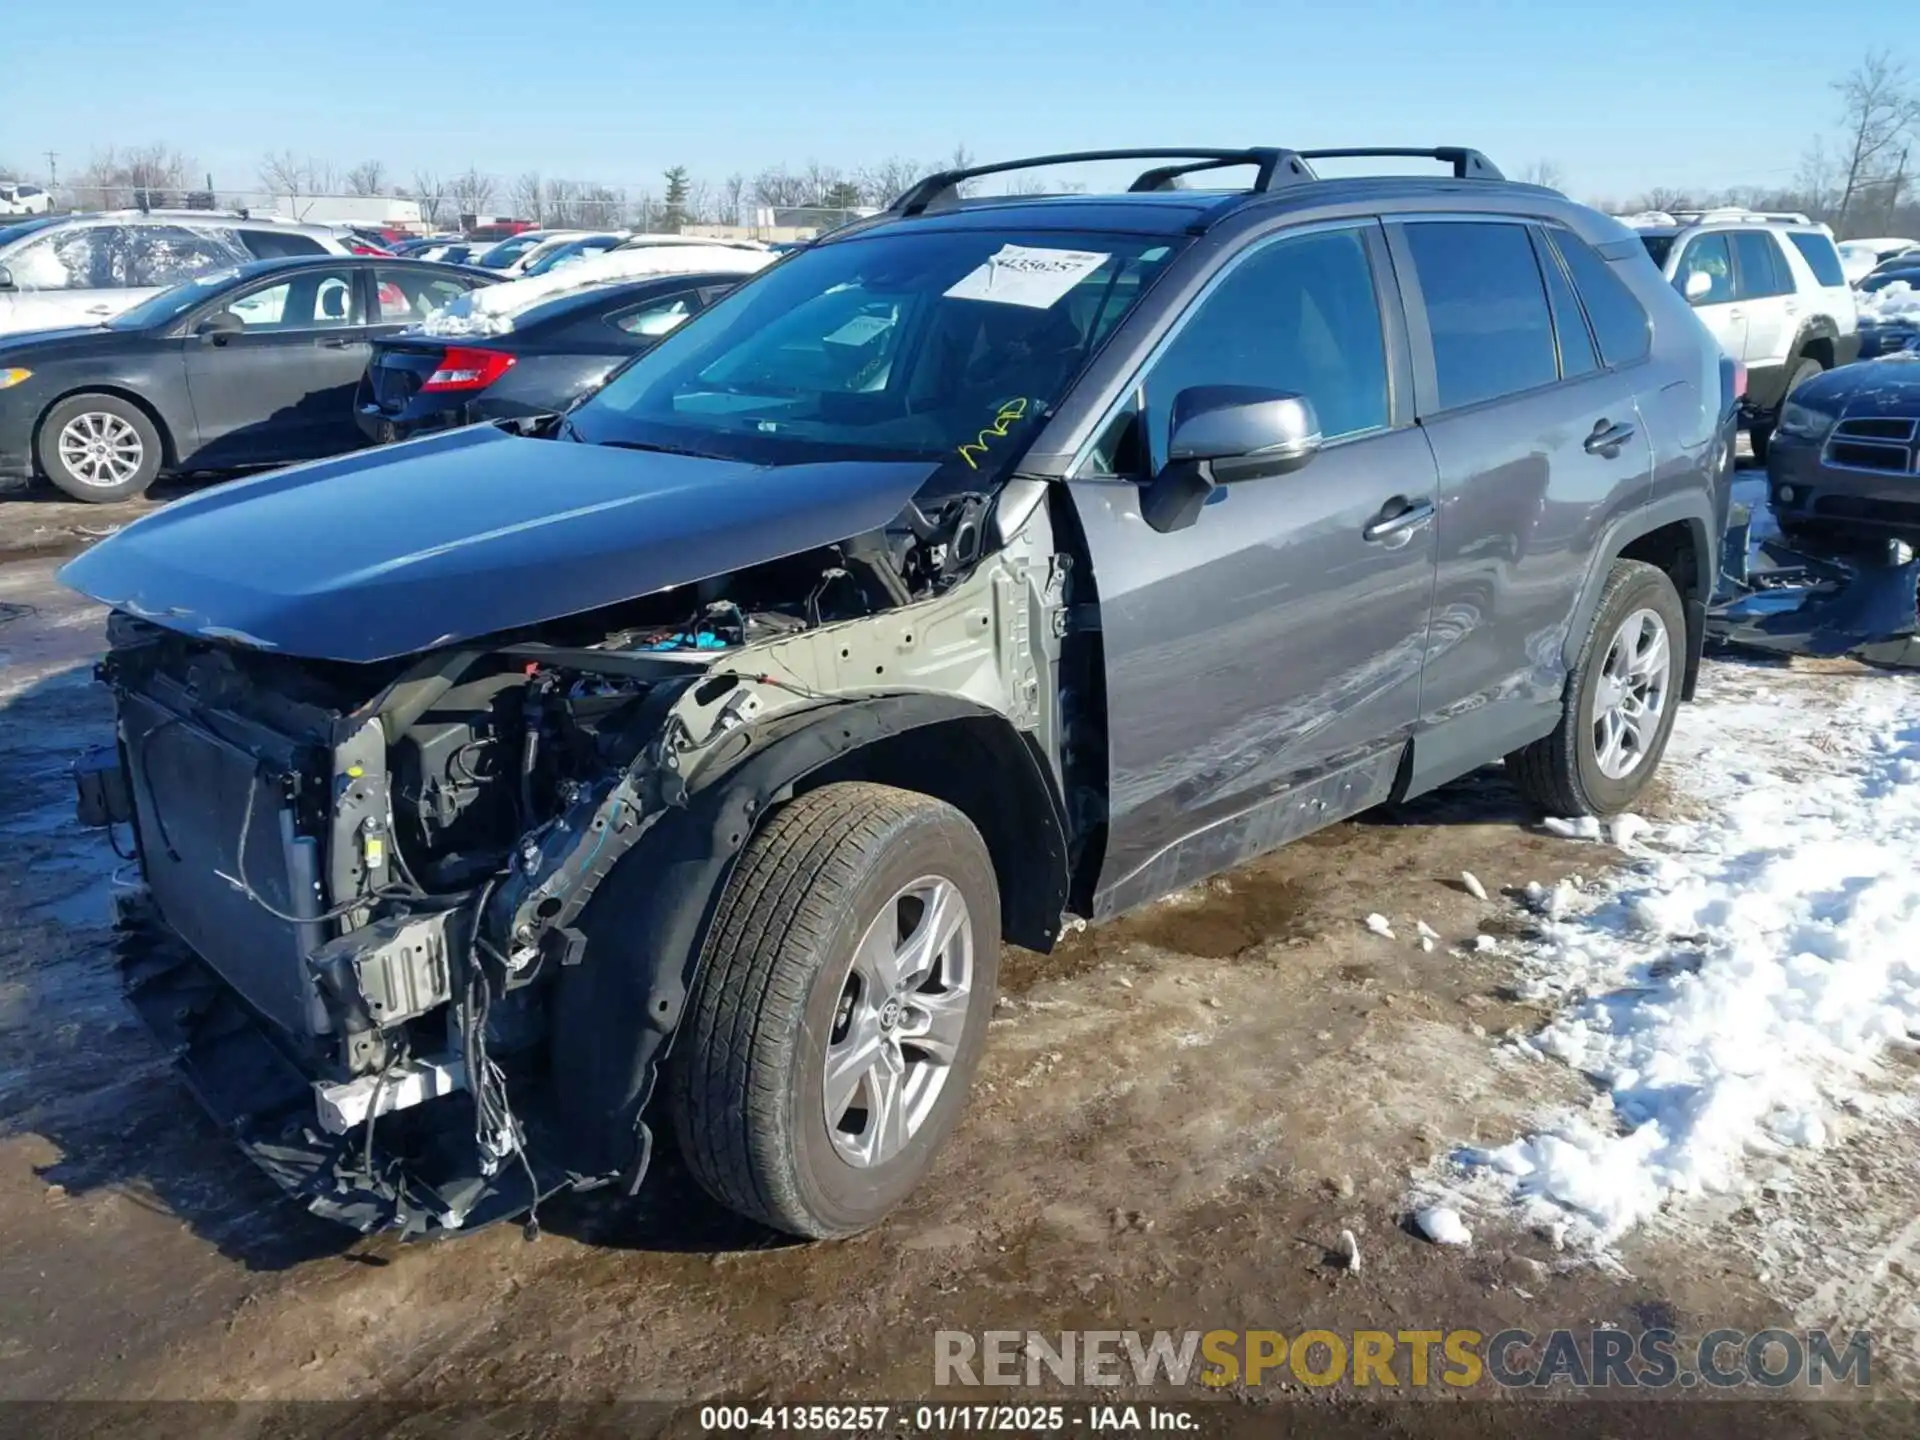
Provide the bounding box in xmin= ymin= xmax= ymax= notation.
xmin=73 ymin=481 xmax=1066 ymax=1236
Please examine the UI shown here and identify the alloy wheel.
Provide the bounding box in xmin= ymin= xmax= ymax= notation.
xmin=56 ymin=412 xmax=144 ymax=489
xmin=822 ymin=875 xmax=974 ymax=1169
xmin=1590 ymin=607 xmax=1671 ymax=780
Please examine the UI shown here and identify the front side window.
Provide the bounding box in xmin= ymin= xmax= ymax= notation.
xmin=1129 ymin=227 xmax=1389 ymax=474
xmin=1403 ymin=221 xmax=1558 ymax=410
xmin=1787 ymin=232 xmax=1846 ymax=288
xmin=1674 ymin=234 xmax=1735 ymax=305
xmin=220 ymin=268 xmax=363 ymax=330
xmin=573 ymin=228 xmax=1184 ymax=487
xmin=1551 ymin=231 xmax=1653 ymax=368
xmin=1731 ymin=231 xmax=1792 ymax=300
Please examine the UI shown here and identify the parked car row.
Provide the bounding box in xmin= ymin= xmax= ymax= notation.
xmin=0 ymin=242 xmax=775 ymax=500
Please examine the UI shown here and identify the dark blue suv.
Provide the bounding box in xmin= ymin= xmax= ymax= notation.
xmin=63 ymin=147 xmax=1734 ymax=1242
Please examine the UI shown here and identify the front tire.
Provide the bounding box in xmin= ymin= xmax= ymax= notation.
xmin=38 ymin=393 xmax=163 ymax=502
xmin=669 ymin=782 xmax=1001 ymax=1239
xmin=1508 ymin=560 xmax=1686 ymax=816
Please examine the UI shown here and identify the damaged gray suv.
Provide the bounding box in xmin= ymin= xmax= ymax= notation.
xmin=63 ymin=147 xmax=1734 ymax=1240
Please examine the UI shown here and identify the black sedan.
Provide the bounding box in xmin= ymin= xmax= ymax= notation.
xmin=1767 ymin=353 xmax=1920 ymax=550
xmin=0 ymin=256 xmax=494 ymax=501
xmin=354 ymin=271 xmax=741 ymax=443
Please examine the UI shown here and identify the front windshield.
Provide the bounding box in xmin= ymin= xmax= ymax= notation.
xmin=571 ymin=228 xmax=1182 ymax=486
xmin=108 ymin=267 xmax=248 ymax=329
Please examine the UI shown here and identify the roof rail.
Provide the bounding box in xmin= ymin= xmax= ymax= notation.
xmin=1295 ymin=147 xmax=1504 ymax=180
xmin=884 ymin=145 xmax=1507 ymax=217
xmin=888 ymin=148 xmax=1316 ymax=216
xmin=1668 ymin=208 xmax=1813 ymax=226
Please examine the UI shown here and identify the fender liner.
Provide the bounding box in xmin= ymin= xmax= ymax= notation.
xmin=1562 ymin=489 xmax=1720 ymax=700
xmin=547 ymin=692 xmax=1069 ymax=1179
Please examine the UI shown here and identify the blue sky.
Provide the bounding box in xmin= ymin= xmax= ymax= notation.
xmin=4 ymin=0 xmax=1884 ymax=203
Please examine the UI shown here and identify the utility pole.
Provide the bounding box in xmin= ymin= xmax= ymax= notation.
xmin=43 ymin=151 xmax=58 ymax=189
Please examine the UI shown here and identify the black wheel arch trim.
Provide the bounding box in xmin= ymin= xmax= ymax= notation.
xmin=1562 ymin=490 xmax=1718 ymax=701
xmin=547 ymin=691 xmax=1069 ymax=1179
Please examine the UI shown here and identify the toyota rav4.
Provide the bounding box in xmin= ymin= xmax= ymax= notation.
xmin=63 ymin=147 xmax=1736 ymax=1240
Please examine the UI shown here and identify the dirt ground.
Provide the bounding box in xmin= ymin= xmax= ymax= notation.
xmin=1 ymin=478 xmax=1913 ymax=1438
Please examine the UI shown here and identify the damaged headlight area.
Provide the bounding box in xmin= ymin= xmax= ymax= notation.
xmin=80 ymin=493 xmax=1030 ymax=1237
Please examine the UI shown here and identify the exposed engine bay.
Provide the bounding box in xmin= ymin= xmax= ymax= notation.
xmin=78 ymin=484 xmax=1079 ymax=1235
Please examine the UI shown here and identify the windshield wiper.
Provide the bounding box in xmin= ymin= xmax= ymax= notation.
xmin=596 ymin=438 xmax=719 ymax=459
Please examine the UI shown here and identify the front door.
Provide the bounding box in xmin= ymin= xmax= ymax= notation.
xmin=1068 ymin=224 xmax=1438 ymax=917
xmin=1672 ymin=232 xmax=1747 ymax=364
xmin=182 ymin=264 xmax=372 ymax=466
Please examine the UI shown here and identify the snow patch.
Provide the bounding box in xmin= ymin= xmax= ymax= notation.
xmin=1415 ymin=1205 xmax=1472 ymax=1245
xmin=1445 ymin=667 xmax=1920 ymax=1249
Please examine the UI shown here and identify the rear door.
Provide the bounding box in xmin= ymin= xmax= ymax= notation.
xmin=1672 ymin=232 xmax=1746 ymax=363
xmin=1728 ymin=229 xmax=1794 ymax=377
xmin=1068 ymin=222 xmax=1439 ymax=915
xmin=1392 ymin=218 xmax=1654 ymax=788
xmin=182 ymin=264 xmax=372 ymax=465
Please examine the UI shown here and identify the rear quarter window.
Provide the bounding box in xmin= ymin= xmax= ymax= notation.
xmin=1786 ymin=232 xmax=1846 ymax=288
xmin=1551 ymin=231 xmax=1653 ymax=369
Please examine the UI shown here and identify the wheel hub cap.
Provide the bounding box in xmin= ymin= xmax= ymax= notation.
xmin=1590 ymin=607 xmax=1671 ymax=780
xmin=57 ymin=412 xmax=143 ymax=489
xmin=822 ymin=875 xmax=974 ymax=1169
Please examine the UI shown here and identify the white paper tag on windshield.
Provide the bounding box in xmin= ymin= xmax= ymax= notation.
xmin=824 ymin=313 xmax=893 ymax=345
xmin=944 ymin=244 xmax=1111 ymax=309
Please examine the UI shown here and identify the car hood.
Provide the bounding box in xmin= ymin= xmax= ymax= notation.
xmin=1796 ymin=356 xmax=1920 ymax=418
xmin=0 ymin=325 xmax=119 ymax=358
xmin=60 ymin=424 xmax=940 ymax=664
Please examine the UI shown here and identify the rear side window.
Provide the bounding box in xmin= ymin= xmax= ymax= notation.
xmin=1731 ymin=232 xmax=1792 ymax=299
xmin=1787 ymin=232 xmax=1846 ymax=288
xmin=128 ymin=226 xmax=249 ymax=287
xmin=374 ymin=267 xmax=475 ymax=323
xmin=240 ymin=229 xmax=327 ymax=260
xmin=1551 ymin=232 xmax=1653 ymax=368
xmin=1533 ymin=232 xmax=1598 ymax=379
xmin=1403 ymin=221 xmax=1557 ymax=410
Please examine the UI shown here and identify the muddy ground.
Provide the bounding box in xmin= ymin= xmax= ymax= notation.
xmin=1 ymin=474 xmax=1913 ymax=1438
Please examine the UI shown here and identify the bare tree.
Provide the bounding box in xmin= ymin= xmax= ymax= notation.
xmin=309 ymin=158 xmax=339 ymax=195
xmin=74 ymin=144 xmax=195 ymax=208
xmin=578 ymin=184 xmax=626 ymax=228
xmin=720 ymin=172 xmax=747 ymax=226
xmin=510 ymin=170 xmax=545 ymax=223
xmin=545 ymin=178 xmax=582 ymax=226
xmin=258 ymin=149 xmax=311 ymax=198
xmin=345 ymin=160 xmax=386 ymax=196
xmin=1633 ymin=186 xmax=1696 ymax=214
xmin=856 ymin=156 xmax=927 ymax=207
xmin=1519 ymin=159 xmax=1566 ymax=191
xmin=410 ymin=170 xmax=450 ymax=227
xmin=447 ymin=166 xmax=496 ymax=221
xmin=751 ymin=166 xmax=813 ymax=209
xmin=1829 ymin=50 xmax=1920 ymax=229
xmin=683 ymin=178 xmax=713 ymax=227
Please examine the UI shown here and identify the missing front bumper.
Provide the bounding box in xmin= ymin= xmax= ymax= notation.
xmin=115 ymin=891 xmax=571 ymax=1236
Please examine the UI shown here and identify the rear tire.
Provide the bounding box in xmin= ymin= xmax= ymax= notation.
xmin=668 ymin=782 xmax=1000 ymax=1239
xmin=1508 ymin=560 xmax=1686 ymax=817
xmin=38 ymin=393 xmax=163 ymax=503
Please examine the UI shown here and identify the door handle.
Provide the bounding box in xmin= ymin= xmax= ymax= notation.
xmin=316 ymin=337 xmax=355 ymax=349
xmin=1585 ymin=419 xmax=1637 ymax=457
xmin=1727 ymin=308 xmax=1745 ymax=321
xmin=1362 ymin=496 xmax=1436 ymax=543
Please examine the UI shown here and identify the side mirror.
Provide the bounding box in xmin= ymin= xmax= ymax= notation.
xmin=0 ymin=265 xmax=14 ymax=292
xmin=1142 ymin=386 xmax=1321 ymax=534
xmin=1683 ymin=270 xmax=1713 ymax=302
xmin=195 ymin=310 xmax=244 ymax=344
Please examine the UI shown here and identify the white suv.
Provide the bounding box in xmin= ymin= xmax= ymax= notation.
xmin=1622 ymin=209 xmax=1859 ymax=458
xmin=0 ymin=212 xmax=354 ymax=336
